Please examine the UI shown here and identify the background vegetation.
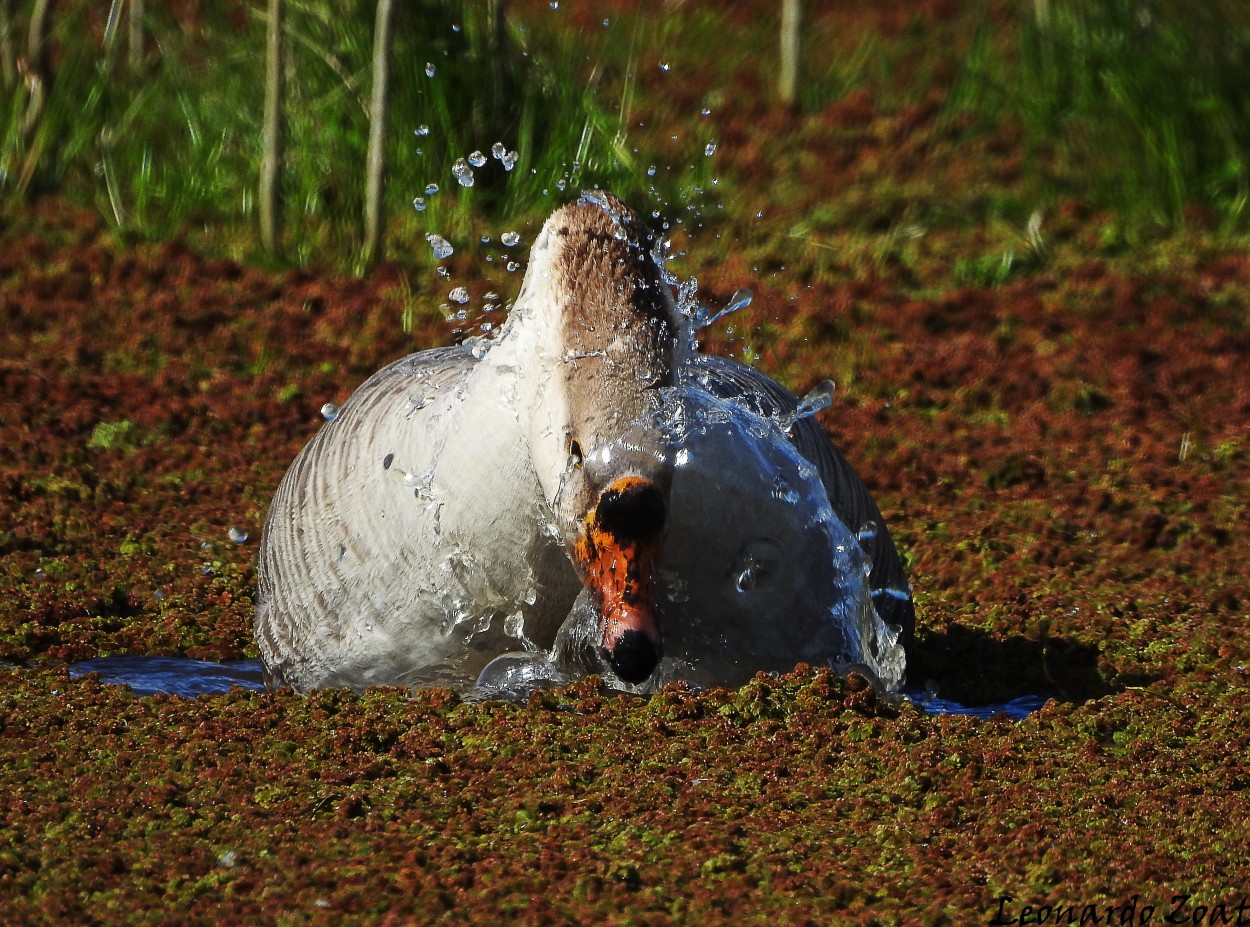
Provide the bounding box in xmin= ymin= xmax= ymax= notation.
xmin=4 ymin=0 xmax=1250 ymax=273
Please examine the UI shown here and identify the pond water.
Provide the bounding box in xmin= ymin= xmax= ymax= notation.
xmin=69 ymin=656 xmax=267 ymax=697
xmin=68 ymin=655 xmax=1046 ymax=719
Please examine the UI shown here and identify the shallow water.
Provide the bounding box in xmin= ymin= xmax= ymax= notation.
xmin=69 ymin=656 xmax=266 ymax=697
xmin=68 ymin=655 xmax=1046 ymax=719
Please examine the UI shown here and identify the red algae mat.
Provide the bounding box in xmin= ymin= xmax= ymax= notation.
xmin=2 ymin=202 xmax=1250 ymax=924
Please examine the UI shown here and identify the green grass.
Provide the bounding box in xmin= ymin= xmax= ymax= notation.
xmin=0 ymin=0 xmax=712 ymax=269
xmin=948 ymin=0 xmax=1250 ymax=233
xmin=5 ymin=1 xmax=1250 ymax=270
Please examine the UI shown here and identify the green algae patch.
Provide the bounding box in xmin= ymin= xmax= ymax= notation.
xmin=4 ymin=0 xmax=1250 ymax=918
xmin=2 ymin=667 xmax=1248 ymax=925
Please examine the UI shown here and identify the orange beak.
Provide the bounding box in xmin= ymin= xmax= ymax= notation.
xmin=573 ymin=476 xmax=666 ymax=684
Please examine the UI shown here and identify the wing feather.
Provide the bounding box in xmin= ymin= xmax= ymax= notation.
xmin=691 ymin=353 xmax=916 ymax=644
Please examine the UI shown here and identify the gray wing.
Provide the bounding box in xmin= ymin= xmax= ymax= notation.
xmin=690 ymin=353 xmax=916 ymax=645
xmin=255 ymin=345 xmax=479 ymax=689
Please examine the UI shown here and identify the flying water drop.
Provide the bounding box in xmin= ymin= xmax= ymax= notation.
xmin=467 ymin=150 xmax=487 ymax=168
xmin=452 ymin=159 xmax=474 ymax=187
xmin=426 ymin=234 xmax=454 ymax=259
xmin=788 ymin=380 xmax=836 ymax=426
xmin=490 ymin=142 xmax=519 ymax=170
xmin=500 ymin=231 xmax=521 ymax=247
xmin=321 ymin=402 xmax=340 ymax=422
xmin=227 ymin=526 xmax=248 ymax=544
xmin=698 ymin=288 xmax=752 ymax=330
xmin=449 ymin=287 xmax=470 ymax=304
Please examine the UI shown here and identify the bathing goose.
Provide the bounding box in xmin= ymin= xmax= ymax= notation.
xmin=255 ymin=191 xmax=914 ymax=693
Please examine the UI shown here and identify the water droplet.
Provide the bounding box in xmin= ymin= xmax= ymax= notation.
xmin=411 ymin=196 xmax=426 ymax=212
xmin=647 ymin=165 xmax=657 ymax=177
xmin=548 ymin=0 xmax=558 ymax=8
xmin=426 ymin=233 xmax=454 ymax=259
xmin=504 ymin=611 xmax=527 ymax=639
xmin=697 ymin=288 xmax=752 ymax=330
xmin=484 ymin=291 xmax=500 ymax=302
xmin=425 ymin=62 xmax=436 ymax=77
xmin=227 ymin=526 xmax=248 ymax=544
xmin=500 ymin=231 xmax=521 ymax=247
xmin=770 ymin=475 xmax=800 ymax=505
xmin=735 ymin=567 xmax=755 ymax=593
xmin=452 ymin=158 xmax=474 ymax=187
xmin=793 ymin=379 xmax=836 ymax=422
xmin=467 ymin=150 xmax=487 ymax=168
xmin=480 ymin=321 xmax=493 ymax=332
xmin=659 ymin=61 xmax=670 ymax=72
xmin=449 ymin=286 xmax=470 ymax=304
xmin=506 ymin=261 xmax=520 ymax=273
xmin=487 ymin=143 xmax=518 ymax=170
xmin=704 ymin=141 xmax=717 ymax=157
xmin=414 ymin=125 xmax=430 ymax=137
xmin=321 ymin=402 xmax=340 ymax=422
xmin=700 ymin=107 xmax=711 ymax=117
xmin=425 ymin=182 xmax=440 ymax=196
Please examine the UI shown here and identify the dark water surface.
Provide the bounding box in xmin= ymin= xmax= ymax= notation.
xmin=70 ymin=656 xmax=266 ymax=696
xmin=68 ymin=655 xmax=1047 ymax=719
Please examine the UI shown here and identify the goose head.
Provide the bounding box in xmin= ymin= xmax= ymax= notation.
xmin=514 ymin=192 xmax=682 ymax=684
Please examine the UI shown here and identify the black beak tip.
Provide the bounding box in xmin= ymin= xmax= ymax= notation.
xmin=606 ymin=630 xmax=660 ymax=684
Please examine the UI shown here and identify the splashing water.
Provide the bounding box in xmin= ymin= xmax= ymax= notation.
xmin=491 ymin=143 xmax=519 ymax=171
xmin=452 ymin=159 xmax=474 ymax=187
xmin=784 ymin=380 xmax=835 ymax=428
xmin=697 ymin=287 xmax=752 ymax=331
xmin=474 ymin=385 xmax=906 ymax=695
xmin=426 ymin=234 xmax=454 ymax=260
